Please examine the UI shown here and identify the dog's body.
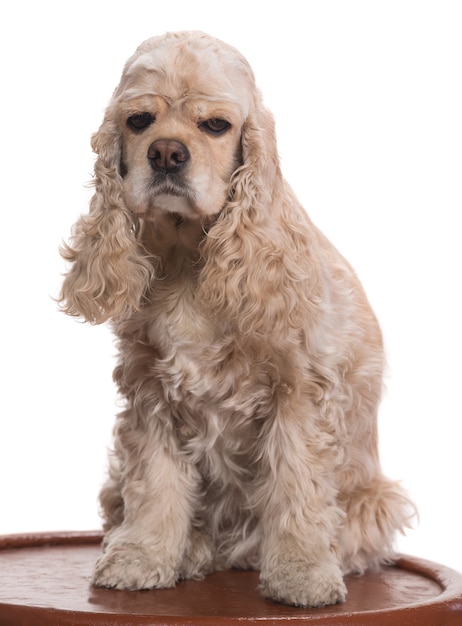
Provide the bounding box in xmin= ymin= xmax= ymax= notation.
xmin=59 ymin=31 xmax=413 ymax=607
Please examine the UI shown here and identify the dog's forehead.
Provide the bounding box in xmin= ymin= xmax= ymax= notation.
xmin=117 ymin=34 xmax=254 ymax=116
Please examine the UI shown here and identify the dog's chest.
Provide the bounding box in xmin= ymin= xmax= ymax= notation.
xmin=151 ymin=305 xmax=268 ymax=417
xmin=144 ymin=283 xmax=273 ymax=470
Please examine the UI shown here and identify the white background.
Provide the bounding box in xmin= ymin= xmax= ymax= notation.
xmin=1 ymin=1 xmax=461 ymax=573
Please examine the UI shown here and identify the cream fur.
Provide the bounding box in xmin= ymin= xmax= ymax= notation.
xmin=59 ymin=31 xmax=415 ymax=608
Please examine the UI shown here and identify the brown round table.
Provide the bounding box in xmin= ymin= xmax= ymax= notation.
xmin=1 ymin=531 xmax=461 ymax=625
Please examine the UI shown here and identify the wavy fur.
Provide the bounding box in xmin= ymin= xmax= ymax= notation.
xmin=59 ymin=115 xmax=153 ymax=323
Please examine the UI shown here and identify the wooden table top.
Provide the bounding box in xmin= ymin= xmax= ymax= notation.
xmin=1 ymin=531 xmax=461 ymax=625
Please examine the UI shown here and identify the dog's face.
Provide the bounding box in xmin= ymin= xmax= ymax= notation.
xmin=113 ymin=34 xmax=254 ymax=221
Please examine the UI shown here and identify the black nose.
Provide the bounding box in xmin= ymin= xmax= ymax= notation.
xmin=147 ymin=139 xmax=190 ymax=174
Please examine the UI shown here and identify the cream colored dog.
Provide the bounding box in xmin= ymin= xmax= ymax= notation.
xmin=59 ymin=31 xmax=414 ymax=607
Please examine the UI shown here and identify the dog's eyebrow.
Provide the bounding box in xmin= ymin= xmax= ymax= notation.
xmin=119 ymin=64 xmax=247 ymax=111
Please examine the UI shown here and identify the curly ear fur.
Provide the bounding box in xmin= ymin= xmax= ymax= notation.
xmin=59 ymin=116 xmax=153 ymax=324
xmin=198 ymin=96 xmax=322 ymax=336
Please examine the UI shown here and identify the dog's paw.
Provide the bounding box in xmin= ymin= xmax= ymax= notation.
xmin=260 ymin=560 xmax=347 ymax=608
xmin=92 ymin=543 xmax=178 ymax=590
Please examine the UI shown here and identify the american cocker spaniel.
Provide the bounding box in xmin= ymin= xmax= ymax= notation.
xmin=59 ymin=31 xmax=414 ymax=608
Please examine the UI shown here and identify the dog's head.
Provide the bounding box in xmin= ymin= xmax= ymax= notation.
xmin=101 ymin=31 xmax=259 ymax=220
xmin=59 ymin=32 xmax=282 ymax=324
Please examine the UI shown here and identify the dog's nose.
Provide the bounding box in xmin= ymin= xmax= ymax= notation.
xmin=147 ymin=139 xmax=190 ymax=174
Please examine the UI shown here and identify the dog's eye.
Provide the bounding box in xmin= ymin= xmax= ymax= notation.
xmin=127 ymin=113 xmax=155 ymax=131
xmin=199 ymin=118 xmax=231 ymax=136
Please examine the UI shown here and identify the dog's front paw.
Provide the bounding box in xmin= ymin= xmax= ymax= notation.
xmin=93 ymin=543 xmax=178 ymax=590
xmin=260 ymin=559 xmax=347 ymax=608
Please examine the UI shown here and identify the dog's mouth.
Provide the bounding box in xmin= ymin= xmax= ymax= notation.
xmin=147 ymin=176 xmax=199 ymax=217
xmin=148 ymin=173 xmax=193 ymax=197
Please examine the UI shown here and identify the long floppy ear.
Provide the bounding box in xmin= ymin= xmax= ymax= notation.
xmin=58 ymin=114 xmax=153 ymax=324
xmin=198 ymin=95 xmax=318 ymax=336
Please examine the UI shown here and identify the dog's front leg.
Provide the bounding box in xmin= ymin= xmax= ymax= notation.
xmin=257 ymin=407 xmax=347 ymax=608
xmin=93 ymin=414 xmax=201 ymax=590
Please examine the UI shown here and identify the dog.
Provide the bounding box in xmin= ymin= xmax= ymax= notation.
xmin=59 ymin=31 xmax=414 ymax=607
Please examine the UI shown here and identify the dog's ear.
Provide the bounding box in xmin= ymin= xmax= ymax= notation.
xmin=232 ymin=101 xmax=280 ymax=213
xmin=198 ymin=96 xmax=318 ymax=335
xmin=58 ymin=113 xmax=153 ymax=324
